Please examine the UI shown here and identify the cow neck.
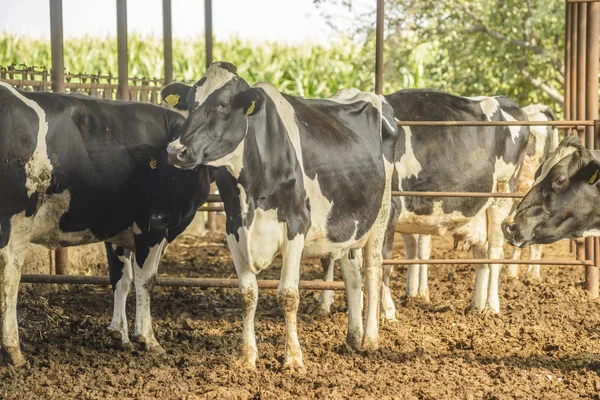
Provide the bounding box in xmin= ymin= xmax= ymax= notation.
xmin=238 ymin=98 xmax=303 ymax=205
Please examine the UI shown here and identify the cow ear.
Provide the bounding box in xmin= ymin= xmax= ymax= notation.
xmin=584 ymin=159 xmax=600 ymax=185
xmin=161 ymin=82 xmax=192 ymax=111
xmin=233 ymin=88 xmax=262 ymax=116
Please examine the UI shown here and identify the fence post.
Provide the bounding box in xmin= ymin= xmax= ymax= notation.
xmin=375 ymin=0 xmax=384 ymax=95
xmin=205 ymin=0 xmax=213 ymax=69
xmin=116 ymin=0 xmax=129 ymax=100
xmin=50 ymin=0 xmax=69 ymax=275
xmin=586 ymin=2 xmax=599 ymax=299
xmin=163 ymin=0 xmax=173 ymax=84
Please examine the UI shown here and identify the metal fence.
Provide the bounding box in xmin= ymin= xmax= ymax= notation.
xmin=2 ymin=0 xmax=599 ymax=295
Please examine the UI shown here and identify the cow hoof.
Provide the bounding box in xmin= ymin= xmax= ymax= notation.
xmin=346 ymin=333 xmax=362 ymax=350
xmin=417 ymin=292 xmax=430 ymax=302
xmin=525 ymin=275 xmax=543 ymax=283
xmin=132 ymin=334 xmax=164 ymax=354
xmin=109 ymin=330 xmax=134 ymax=351
xmin=147 ymin=344 xmax=166 ymax=355
xmin=281 ymin=359 xmax=305 ymax=374
xmin=1 ymin=346 xmax=26 ymax=367
xmin=309 ymin=304 xmax=332 ymax=319
xmin=361 ymin=337 xmax=379 ymax=352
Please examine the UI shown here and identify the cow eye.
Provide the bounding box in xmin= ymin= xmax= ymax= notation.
xmin=553 ymin=176 xmax=567 ymax=187
xmin=218 ymin=102 xmax=229 ymax=109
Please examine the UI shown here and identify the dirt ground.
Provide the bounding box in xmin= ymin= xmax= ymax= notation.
xmin=2 ymin=216 xmax=600 ymax=399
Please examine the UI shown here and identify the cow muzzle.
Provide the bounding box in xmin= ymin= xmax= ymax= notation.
xmin=167 ymin=144 xmax=188 ymax=166
xmin=501 ymin=218 xmax=527 ymax=248
xmin=149 ymin=213 xmax=170 ymax=231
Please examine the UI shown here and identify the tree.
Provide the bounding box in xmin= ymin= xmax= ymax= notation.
xmin=317 ymin=0 xmax=566 ymax=113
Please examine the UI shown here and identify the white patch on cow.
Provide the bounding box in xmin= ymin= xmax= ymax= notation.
xmin=193 ymin=64 xmax=236 ymax=109
xmin=242 ymin=208 xmax=284 ymax=274
xmin=395 ymin=126 xmax=422 ymax=184
xmin=109 ymin=248 xmax=133 ymax=345
xmin=132 ymin=221 xmax=142 ymax=235
xmin=0 ymin=82 xmax=53 ymax=199
xmin=0 ymin=213 xmax=34 ymax=363
xmin=533 ymin=145 xmax=577 ymax=186
xmin=29 ymin=190 xmax=95 ymax=249
xmin=207 ymin=121 xmax=247 ymax=179
xmin=133 ymin=239 xmax=168 ymax=349
xmin=583 ymin=229 xmax=600 ymax=237
xmin=469 ymin=96 xmax=499 ymax=120
xmin=327 ymin=87 xmax=383 ymax=110
xmin=500 ymin=109 xmax=521 ymax=143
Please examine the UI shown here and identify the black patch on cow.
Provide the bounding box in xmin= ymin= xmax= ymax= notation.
xmin=25 ymin=193 xmax=38 ymax=217
xmin=283 ymin=93 xmax=393 ymax=242
xmin=216 ymin=61 xmax=237 ymax=75
xmin=0 ymin=216 xmax=11 ymax=249
xmin=385 ymin=89 xmax=529 ymax=217
xmin=160 ymin=82 xmax=192 ymax=112
xmin=106 ymin=243 xmax=131 ymax=291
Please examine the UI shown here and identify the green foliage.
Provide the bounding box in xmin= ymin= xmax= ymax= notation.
xmin=0 ymin=33 xmax=416 ymax=98
xmin=319 ymin=0 xmax=567 ymax=113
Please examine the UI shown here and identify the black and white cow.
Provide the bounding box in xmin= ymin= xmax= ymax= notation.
xmin=505 ymin=104 xmax=558 ymax=280
xmin=165 ymin=62 xmax=398 ymax=370
xmin=0 ymin=82 xmax=211 ymax=365
xmin=379 ymin=89 xmax=529 ymax=317
xmin=503 ymin=135 xmax=600 ymax=246
xmin=317 ymin=90 xmax=530 ymax=317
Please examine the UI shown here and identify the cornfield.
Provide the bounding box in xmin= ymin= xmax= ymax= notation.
xmin=0 ymin=33 xmax=421 ymax=98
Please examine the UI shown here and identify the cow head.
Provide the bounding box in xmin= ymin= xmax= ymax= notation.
xmin=166 ymin=62 xmax=258 ymax=172
xmin=503 ymin=135 xmax=600 ymax=246
xmin=138 ymin=150 xmax=213 ymax=234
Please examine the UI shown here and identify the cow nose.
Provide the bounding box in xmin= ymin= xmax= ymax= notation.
xmin=167 ymin=145 xmax=187 ymax=164
xmin=502 ymin=220 xmax=518 ymax=240
xmin=149 ymin=213 xmax=169 ymax=230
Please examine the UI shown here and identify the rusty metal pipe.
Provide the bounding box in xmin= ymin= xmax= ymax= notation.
xmin=375 ymin=0 xmax=384 ymax=94
xmin=20 ymin=275 xmax=347 ymax=290
xmin=162 ymin=0 xmax=173 ymax=84
xmin=383 ymin=259 xmax=592 ymax=266
xmin=395 ymin=120 xmax=593 ymax=127
xmin=205 ymin=0 xmax=213 ymax=69
xmin=116 ymin=0 xmax=128 ymax=100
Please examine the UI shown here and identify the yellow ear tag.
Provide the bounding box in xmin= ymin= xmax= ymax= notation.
xmin=589 ymin=169 xmax=599 ymax=184
xmin=149 ymin=157 xmax=158 ymax=169
xmin=164 ymin=94 xmax=180 ymax=107
xmin=246 ymin=100 xmax=256 ymax=116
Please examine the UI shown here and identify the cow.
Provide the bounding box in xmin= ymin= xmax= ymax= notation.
xmin=165 ymin=61 xmax=398 ymax=371
xmin=378 ymin=89 xmax=530 ymax=318
xmin=316 ymin=90 xmax=530 ymax=317
xmin=503 ymin=135 xmax=600 ymax=247
xmin=0 ymin=82 xmax=211 ymax=365
xmin=505 ymin=104 xmax=559 ymax=280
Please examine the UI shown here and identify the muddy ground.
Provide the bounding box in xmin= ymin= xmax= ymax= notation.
xmin=2 ymin=216 xmax=600 ymax=399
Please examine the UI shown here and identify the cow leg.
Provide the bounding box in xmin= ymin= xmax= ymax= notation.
xmin=526 ymin=244 xmax=543 ymax=281
xmin=228 ymin=235 xmax=258 ymax=368
xmin=470 ymin=243 xmax=489 ymax=312
xmin=417 ymin=234 xmax=431 ymax=301
xmin=339 ymin=252 xmax=363 ymax=349
xmin=363 ymin=227 xmax=386 ymax=351
xmin=0 ymin=216 xmax=30 ymax=366
xmin=485 ymin=200 xmax=513 ymax=314
xmin=132 ymin=239 xmax=168 ymax=353
xmin=402 ymin=234 xmax=420 ymax=298
xmin=380 ymin=202 xmax=399 ymax=321
xmin=106 ymin=243 xmax=134 ymax=351
xmin=278 ymin=235 xmax=304 ymax=371
xmin=505 ymin=247 xmax=521 ymax=278
xmin=314 ymin=257 xmax=335 ymax=316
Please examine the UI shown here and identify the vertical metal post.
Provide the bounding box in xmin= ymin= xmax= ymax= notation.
xmin=375 ymin=0 xmax=384 ymax=94
xmin=204 ymin=0 xmax=216 ymax=231
xmin=205 ymin=0 xmax=213 ymax=70
xmin=163 ymin=0 xmax=173 ymax=84
xmin=117 ymin=0 xmax=129 ymax=100
xmin=577 ymin=4 xmax=587 ymax=143
xmin=570 ymin=5 xmax=578 ymax=129
xmin=586 ymin=2 xmax=599 ymax=299
xmin=564 ymin=1 xmax=571 ymax=121
xmin=50 ymin=0 xmax=68 ymax=275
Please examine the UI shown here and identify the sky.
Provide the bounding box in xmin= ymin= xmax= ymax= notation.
xmin=0 ymin=0 xmax=369 ymax=44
